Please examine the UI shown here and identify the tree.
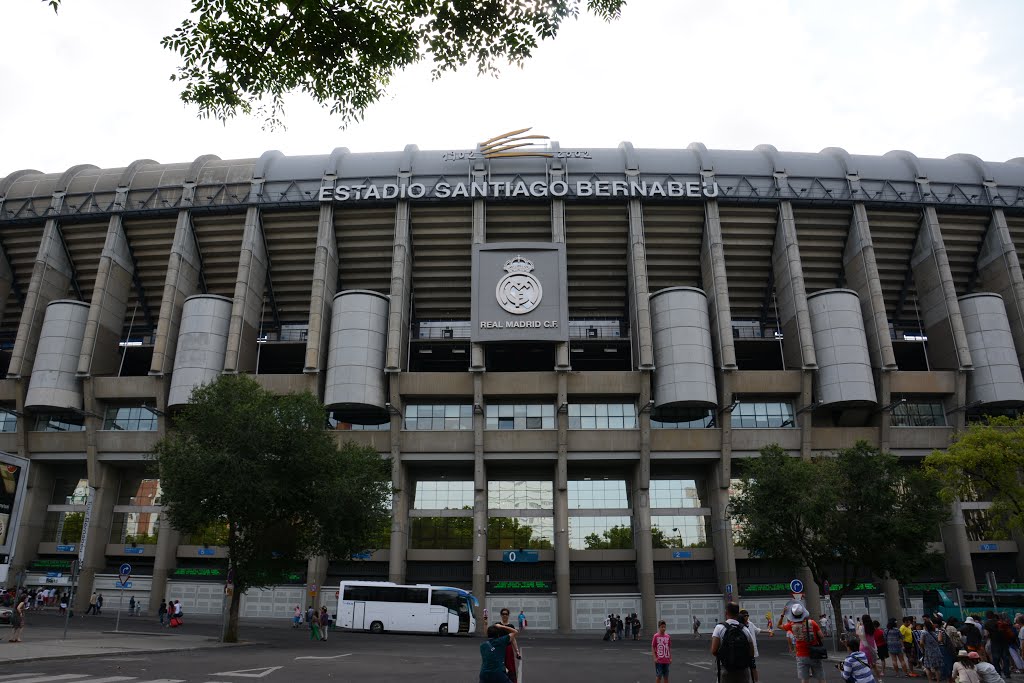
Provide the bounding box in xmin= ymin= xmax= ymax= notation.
xmin=924 ymin=415 xmax=1024 ymax=536
xmin=489 ymin=517 xmax=554 ymax=550
xmin=728 ymin=442 xmax=945 ymax=623
xmin=585 ymin=524 xmax=633 ymax=549
xmin=46 ymin=0 xmax=625 ymax=128
xmin=151 ymin=374 xmax=390 ymax=642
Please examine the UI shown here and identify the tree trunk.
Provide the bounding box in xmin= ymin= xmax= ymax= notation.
xmin=223 ymin=584 xmax=242 ymax=642
xmin=829 ymin=592 xmax=845 ymax=654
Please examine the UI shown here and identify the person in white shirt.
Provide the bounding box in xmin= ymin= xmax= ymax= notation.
xmin=740 ymin=608 xmax=774 ymax=683
xmin=711 ymin=602 xmax=755 ymax=683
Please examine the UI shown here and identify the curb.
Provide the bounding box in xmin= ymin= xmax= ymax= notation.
xmin=0 ymin=640 xmax=257 ymax=665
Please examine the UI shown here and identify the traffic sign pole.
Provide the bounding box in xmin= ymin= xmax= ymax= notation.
xmin=115 ymin=563 xmax=132 ymax=633
xmin=62 ymin=559 xmax=77 ymax=640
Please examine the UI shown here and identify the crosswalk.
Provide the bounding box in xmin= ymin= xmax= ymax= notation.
xmin=0 ymin=675 xmax=198 ymax=683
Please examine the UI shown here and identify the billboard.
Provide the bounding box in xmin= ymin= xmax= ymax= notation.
xmin=0 ymin=451 xmax=29 ymax=557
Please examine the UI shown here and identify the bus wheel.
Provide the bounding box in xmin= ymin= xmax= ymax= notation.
xmin=439 ymin=623 xmax=449 ymax=635
xmin=370 ymin=621 xmax=384 ymax=634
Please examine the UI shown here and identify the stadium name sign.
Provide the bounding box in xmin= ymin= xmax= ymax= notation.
xmin=319 ymin=179 xmax=721 ymax=202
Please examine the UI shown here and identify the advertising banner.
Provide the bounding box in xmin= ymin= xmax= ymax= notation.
xmin=0 ymin=450 xmax=30 ymax=557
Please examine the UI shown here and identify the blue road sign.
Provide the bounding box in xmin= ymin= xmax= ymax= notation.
xmin=351 ymin=552 xmax=372 ymax=560
xmin=115 ymin=581 xmax=133 ymax=589
xmin=46 ymin=571 xmax=61 ymax=578
xmin=790 ymin=579 xmax=804 ymax=594
xmin=56 ymin=544 xmax=75 ymax=552
xmin=979 ymin=543 xmax=998 ymax=551
xmin=119 ymin=563 xmax=133 ymax=575
xmin=124 ymin=547 xmax=144 ymax=555
xmin=502 ymin=550 xmax=540 ymax=563
xmin=672 ymin=551 xmax=693 ymax=559
xmin=198 ymin=548 xmax=216 ymax=556
xmin=725 ymin=583 xmax=733 ymax=594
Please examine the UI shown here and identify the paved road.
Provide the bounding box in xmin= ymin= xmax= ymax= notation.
xmin=0 ymin=614 xmax=865 ymax=683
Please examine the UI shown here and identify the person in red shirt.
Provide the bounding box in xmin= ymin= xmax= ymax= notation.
xmin=652 ymin=619 xmax=672 ymax=683
xmin=781 ymin=604 xmax=826 ymax=683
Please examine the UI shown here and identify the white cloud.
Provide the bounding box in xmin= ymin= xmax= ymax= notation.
xmin=1 ymin=0 xmax=1023 ymax=176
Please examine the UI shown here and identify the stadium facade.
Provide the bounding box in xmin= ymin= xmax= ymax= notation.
xmin=0 ymin=140 xmax=1023 ymax=632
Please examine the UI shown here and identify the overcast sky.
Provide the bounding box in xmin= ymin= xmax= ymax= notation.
xmin=3 ymin=0 xmax=1024 ymax=177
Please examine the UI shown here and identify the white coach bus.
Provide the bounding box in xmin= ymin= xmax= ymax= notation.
xmin=336 ymin=580 xmax=477 ymax=635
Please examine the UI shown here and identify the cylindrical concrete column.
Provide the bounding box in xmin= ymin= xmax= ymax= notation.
xmin=325 ymin=290 xmax=389 ymax=410
xmin=167 ymin=294 xmax=232 ymax=407
xmin=958 ymin=293 xmax=1024 ymax=406
xmin=650 ymin=287 xmax=717 ymax=408
xmin=807 ymin=289 xmax=876 ymax=407
xmin=25 ymin=300 xmax=90 ymax=410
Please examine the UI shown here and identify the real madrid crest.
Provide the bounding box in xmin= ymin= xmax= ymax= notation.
xmin=496 ymin=255 xmax=543 ymax=315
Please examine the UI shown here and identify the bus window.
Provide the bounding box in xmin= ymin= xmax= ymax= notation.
xmin=432 ymin=590 xmax=459 ymax=611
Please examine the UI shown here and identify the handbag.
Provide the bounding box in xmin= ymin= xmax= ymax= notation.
xmin=806 ymin=620 xmax=828 ymax=660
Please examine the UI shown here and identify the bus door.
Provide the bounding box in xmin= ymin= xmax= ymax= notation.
xmin=353 ymin=602 xmax=366 ymax=630
xmin=458 ymin=596 xmax=471 ymax=633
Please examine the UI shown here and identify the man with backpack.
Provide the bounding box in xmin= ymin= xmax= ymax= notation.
xmin=780 ymin=603 xmax=827 ymax=683
xmin=711 ymin=602 xmax=755 ymax=683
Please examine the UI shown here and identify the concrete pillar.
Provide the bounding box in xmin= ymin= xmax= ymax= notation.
xmin=304 ymin=202 xmax=338 ymax=375
xmin=702 ymin=200 xmax=737 ymax=371
xmin=976 ymin=209 xmax=1024 ymax=369
xmin=799 ymin=371 xmax=814 ymax=460
xmin=384 ymin=200 xmax=411 ymax=373
xmin=554 ymin=373 xmax=571 ymax=633
xmin=306 ymin=555 xmax=329 ymax=608
xmin=472 ymin=372 xmax=488 ymax=635
xmin=224 ymin=207 xmax=267 ymax=374
xmin=0 ymin=242 xmax=14 ymax=327
xmin=7 ymin=461 xmax=52 ymax=587
xmin=149 ymin=211 xmax=203 ymax=376
xmin=712 ymin=373 xmax=738 ymax=598
xmin=149 ymin=517 xmax=180 ymax=615
xmin=75 ymin=462 xmax=118 ymax=613
xmin=627 ymin=198 xmax=654 ymax=371
xmin=551 ymin=160 xmax=570 ymax=371
xmin=77 ymin=215 xmax=135 ymax=377
xmin=773 ymin=202 xmax=817 ymax=370
xmin=911 ymin=208 xmax=972 ymax=371
xmin=8 ymin=219 xmax=75 ymax=378
xmin=844 ymin=204 xmax=898 ymax=371
xmin=634 ymin=380 xmax=656 ymax=631
xmin=941 ymin=500 xmax=977 ymax=592
xmin=387 ymin=379 xmax=409 ymax=584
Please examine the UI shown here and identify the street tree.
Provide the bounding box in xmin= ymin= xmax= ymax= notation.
xmin=729 ymin=442 xmax=945 ymax=622
xmin=151 ymin=374 xmax=390 ymax=642
xmin=45 ymin=0 xmax=626 ymax=128
xmin=925 ymin=415 xmax=1024 ymax=536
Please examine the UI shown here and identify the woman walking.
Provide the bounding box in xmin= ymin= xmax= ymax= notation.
xmin=857 ymin=613 xmax=881 ymax=678
xmin=309 ymin=608 xmax=321 ymax=641
xmin=921 ymin=617 xmax=945 ymax=682
xmin=9 ymin=596 xmax=25 ymax=642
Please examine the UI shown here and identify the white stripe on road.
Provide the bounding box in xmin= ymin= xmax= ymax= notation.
xmin=294 ymin=653 xmax=352 ymax=660
xmin=686 ymin=661 xmax=713 ymax=669
xmin=0 ymin=676 xmax=91 ymax=683
xmin=0 ymin=676 xmax=44 ymax=682
xmin=78 ymin=678 xmax=136 ymax=683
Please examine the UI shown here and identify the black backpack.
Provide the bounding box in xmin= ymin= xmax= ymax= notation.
xmin=718 ymin=623 xmax=751 ymax=672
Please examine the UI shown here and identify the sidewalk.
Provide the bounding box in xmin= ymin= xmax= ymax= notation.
xmin=0 ymin=629 xmax=250 ymax=664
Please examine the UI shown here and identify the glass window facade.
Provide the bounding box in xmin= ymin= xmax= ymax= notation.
xmin=116 ymin=478 xmax=162 ymax=506
xmin=413 ymin=481 xmax=474 ymax=510
xmin=327 ymin=412 xmax=389 ymax=430
xmin=0 ymin=410 xmax=16 ymax=433
xmin=488 ymin=517 xmax=554 ymax=549
xmin=568 ymin=403 xmax=637 ymax=429
xmin=489 ymin=481 xmax=553 ymax=510
xmin=486 ymin=404 xmax=554 ymax=430
xmin=410 ymin=517 xmax=472 ymax=549
xmin=651 ymin=515 xmax=710 ymax=548
xmin=404 ymin=404 xmax=473 ymax=431
xmin=964 ymin=508 xmax=1006 ymax=541
xmin=891 ymin=399 xmax=947 ymax=427
xmin=33 ymin=414 xmax=85 ymax=432
xmin=50 ymin=477 xmax=89 ymax=505
xmin=568 ymin=480 xmax=629 ymax=509
xmin=569 ymin=516 xmax=632 ymax=550
xmin=41 ymin=510 xmax=84 ymax=544
xmin=731 ymin=401 xmax=795 ymax=428
xmin=102 ymin=406 xmax=158 ymax=431
xmin=652 ymin=408 xmax=715 ymax=429
xmin=109 ymin=511 xmax=161 ymax=544
xmin=649 ymin=479 xmax=705 ymax=508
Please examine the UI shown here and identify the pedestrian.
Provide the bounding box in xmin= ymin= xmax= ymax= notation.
xmin=921 ymin=617 xmax=945 ymax=682
xmin=517 ymin=609 xmax=526 ymax=632
xmin=886 ymin=618 xmax=912 ymax=677
xmin=129 ymin=596 xmax=136 ymax=616
xmin=740 ymin=608 xmax=773 ymax=683
xmin=87 ymin=591 xmax=98 ymax=615
xmin=309 ymin=608 xmax=321 ymax=641
xmin=498 ymin=609 xmax=521 ymax=682
xmin=766 ymin=612 xmax=774 ymax=632
xmin=944 ymin=617 xmax=965 ymax=680
xmin=319 ymin=606 xmax=330 ymax=641
xmin=962 ymin=616 xmax=983 ymax=655
xmin=603 ymin=614 xmax=613 ymax=641
xmin=58 ymin=593 xmax=68 ymax=616
xmin=633 ymin=613 xmax=642 ymax=640
xmin=158 ymin=599 xmax=167 ymax=626
xmin=293 ymin=604 xmax=302 ymax=628
xmin=306 ymin=605 xmax=314 ymax=625
xmin=653 ymin=620 xmax=673 ymax=683
xmin=780 ymin=603 xmax=826 ymax=683
xmin=174 ymin=599 xmax=183 ymax=623
xmin=985 ymin=611 xmax=1013 ymax=677
xmin=625 ymin=613 xmax=632 ymax=640
xmin=964 ymin=650 xmax=1003 ymax=683
xmin=693 ymin=614 xmax=702 ymax=638
xmin=617 ymin=614 xmax=624 ymax=641
xmin=856 ymin=613 xmax=880 ymax=677
xmin=9 ymin=595 xmax=24 ymax=642
xmin=711 ymin=602 xmax=754 ymax=683
xmin=820 ymin=614 xmax=831 ymax=637
xmin=96 ymin=593 xmax=104 ymax=615
xmin=841 ymin=636 xmax=877 ymax=683
xmin=479 ymin=623 xmax=517 ymax=683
